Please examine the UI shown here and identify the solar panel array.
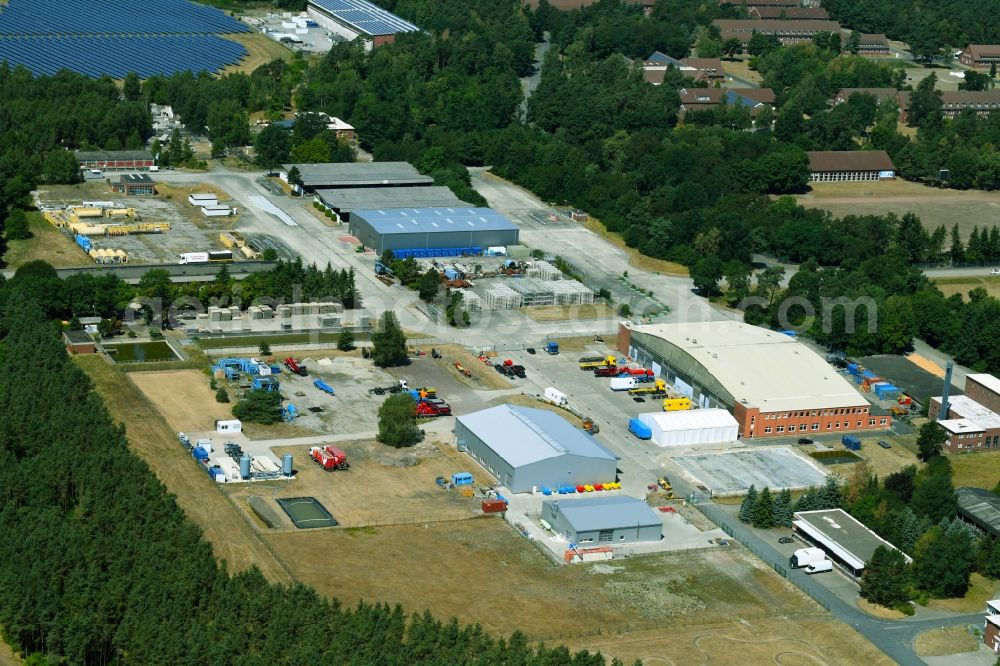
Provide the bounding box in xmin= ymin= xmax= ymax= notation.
xmin=0 ymin=0 xmax=249 ymax=77
xmin=309 ymin=0 xmax=419 ymax=37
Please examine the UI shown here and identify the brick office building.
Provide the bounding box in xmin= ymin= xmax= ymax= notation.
xmin=930 ymin=374 xmax=1000 ymax=453
xmin=960 ymin=45 xmax=1000 ymax=69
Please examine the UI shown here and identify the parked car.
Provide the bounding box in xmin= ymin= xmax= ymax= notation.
xmin=797 ymin=437 xmax=814 ymax=445
xmin=778 ymin=536 xmax=795 ymax=544
xmin=991 ymin=268 xmax=1000 ymax=275
xmin=526 ymin=347 xmax=536 ymax=354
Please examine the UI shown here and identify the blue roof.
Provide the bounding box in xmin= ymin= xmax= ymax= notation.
xmin=309 ymin=0 xmax=420 ymax=37
xmin=724 ymin=90 xmax=764 ymax=108
xmin=457 ymin=405 xmax=619 ymax=468
xmin=352 ymin=207 xmax=518 ymax=235
xmin=647 ymin=51 xmax=684 ymax=66
xmin=544 ymin=496 xmax=662 ymax=532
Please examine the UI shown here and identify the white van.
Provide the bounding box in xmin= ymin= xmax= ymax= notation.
xmin=805 ymin=560 xmax=832 ymax=575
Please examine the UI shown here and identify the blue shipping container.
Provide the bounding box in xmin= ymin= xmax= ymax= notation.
xmin=628 ymin=418 xmax=652 ymax=440
xmin=842 ymin=435 xmax=861 ymax=451
xmin=452 ymin=472 xmax=474 ymax=485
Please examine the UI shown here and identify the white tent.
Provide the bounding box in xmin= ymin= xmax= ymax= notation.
xmin=638 ymin=409 xmax=739 ymax=447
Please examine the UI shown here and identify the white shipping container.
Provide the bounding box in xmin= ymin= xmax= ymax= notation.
xmin=610 ymin=377 xmax=637 ymax=391
xmin=544 ymin=387 xmax=567 ymax=406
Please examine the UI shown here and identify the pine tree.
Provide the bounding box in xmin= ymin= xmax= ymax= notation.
xmin=739 ymin=485 xmax=758 ymax=523
xmin=371 ymin=311 xmax=408 ymax=367
xmin=949 ymin=224 xmax=965 ymax=264
xmin=776 ymin=488 xmax=794 ymax=527
xmin=984 ymin=538 xmax=1000 ymax=579
xmin=819 ymin=476 xmax=843 ymax=509
xmin=860 ymin=545 xmax=910 ymax=607
xmin=752 ymin=487 xmax=776 ymax=529
xmin=967 ymin=226 xmax=982 ymax=262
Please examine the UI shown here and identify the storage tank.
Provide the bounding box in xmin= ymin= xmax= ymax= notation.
xmin=240 ymin=454 xmax=252 ymax=479
xmin=282 ymin=453 xmax=293 ymax=476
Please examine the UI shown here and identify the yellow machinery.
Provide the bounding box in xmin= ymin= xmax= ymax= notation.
xmin=662 ymin=397 xmax=693 ymax=412
xmin=628 ymin=378 xmax=668 ymax=396
xmin=106 ymin=222 xmax=169 ymax=236
xmin=579 ymin=355 xmax=616 ymax=370
xmin=220 ymin=231 xmax=262 ymax=259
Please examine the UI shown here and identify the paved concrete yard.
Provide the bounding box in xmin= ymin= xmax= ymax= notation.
xmin=673 ymin=447 xmax=829 ymax=495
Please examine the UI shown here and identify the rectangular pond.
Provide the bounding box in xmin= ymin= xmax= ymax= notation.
xmin=104 ymin=340 xmax=180 ymax=363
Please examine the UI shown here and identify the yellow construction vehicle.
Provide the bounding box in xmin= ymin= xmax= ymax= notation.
xmin=629 ymin=378 xmax=668 ymax=396
xmin=662 ymin=397 xmax=693 ymax=412
xmin=579 ymin=354 xmax=616 ymax=371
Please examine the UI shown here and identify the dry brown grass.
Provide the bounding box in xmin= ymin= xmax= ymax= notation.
xmin=567 ymin=616 xmax=894 ymax=666
xmin=950 ymin=450 xmax=1000 ymax=490
xmin=857 ymin=598 xmax=907 ymax=619
xmin=433 ymin=344 xmax=512 ymax=390
xmin=485 ymin=393 xmax=584 ymax=427
xmin=156 ymin=181 xmax=233 ymax=203
xmin=913 ymin=626 xmax=979 ymax=657
xmin=852 ymin=437 xmax=919 ymax=480
xmin=2 ymin=212 xmax=87 ymax=269
xmin=578 ymin=217 xmax=689 ymax=276
xmin=523 ymin=302 xmax=615 ymax=322
xmin=227 ymin=438 xmax=481 ymax=528
xmin=221 ymin=33 xmax=293 ymax=75
xmin=0 ymin=639 xmax=21 ymax=666
xmin=795 ymin=180 xmax=1000 ymax=239
xmin=933 ymin=276 xmax=1000 ymax=301
xmin=265 ymin=522 xmax=820 ymax=639
xmin=927 ymin=573 xmax=1000 ymax=614
xmin=721 ymin=58 xmax=763 ymax=84
xmin=75 ymin=356 xmax=291 ymax=583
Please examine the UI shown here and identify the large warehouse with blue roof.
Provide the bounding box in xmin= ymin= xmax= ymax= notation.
xmin=350 ymin=207 xmax=519 ymax=256
xmin=307 ymin=0 xmax=420 ymax=48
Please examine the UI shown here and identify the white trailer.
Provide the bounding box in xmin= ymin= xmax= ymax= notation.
xmin=805 ymin=560 xmax=832 ymax=574
xmin=215 ymin=419 xmax=242 ymax=434
xmin=789 ymin=547 xmax=826 ymax=568
xmin=609 ymin=377 xmax=637 ymax=391
xmin=544 ymin=387 xmax=568 ymax=406
xmin=179 ymin=252 xmax=209 ymax=264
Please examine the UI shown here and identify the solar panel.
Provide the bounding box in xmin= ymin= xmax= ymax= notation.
xmin=0 ymin=0 xmax=249 ymax=77
xmin=309 ymin=0 xmax=419 ymax=36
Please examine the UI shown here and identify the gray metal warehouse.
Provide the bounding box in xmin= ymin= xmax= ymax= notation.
xmin=279 ymin=161 xmax=433 ymax=192
xmin=541 ymin=496 xmax=663 ymax=545
xmin=793 ymin=508 xmax=911 ymax=577
xmin=455 ymin=404 xmax=619 ymax=493
xmin=351 ymin=207 xmax=519 ymax=257
xmin=957 ymin=487 xmax=1000 ymax=538
xmin=315 ymin=186 xmax=471 ymax=222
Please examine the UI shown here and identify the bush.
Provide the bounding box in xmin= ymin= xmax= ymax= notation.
xmin=215 ymin=387 xmax=230 ymax=403
xmin=149 ymin=328 xmax=163 ymax=340
xmin=232 ymin=389 xmax=282 ymax=424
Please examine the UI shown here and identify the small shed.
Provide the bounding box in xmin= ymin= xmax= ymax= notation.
xmin=216 ymin=419 xmax=242 ymax=433
xmin=63 ymin=329 xmax=96 ymax=355
xmin=542 ymin=496 xmax=662 ymax=546
xmin=201 ymin=204 xmax=234 ymax=217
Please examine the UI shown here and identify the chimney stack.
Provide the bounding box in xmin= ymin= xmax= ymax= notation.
xmin=938 ymin=361 xmax=954 ymax=420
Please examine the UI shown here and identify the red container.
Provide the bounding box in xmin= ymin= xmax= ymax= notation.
xmin=593 ymin=484 xmax=604 ymax=491
xmin=576 ymin=485 xmax=586 ymax=493
xmin=482 ymin=499 xmax=507 ymax=513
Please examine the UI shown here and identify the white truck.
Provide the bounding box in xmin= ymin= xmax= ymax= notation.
xmin=789 ymin=547 xmax=825 ymax=569
xmin=178 ymin=250 xmax=233 ymax=264
xmin=609 ymin=376 xmax=637 ymax=391
xmin=544 ymin=387 xmax=568 ymax=406
xmin=805 ymin=559 xmax=833 ymax=574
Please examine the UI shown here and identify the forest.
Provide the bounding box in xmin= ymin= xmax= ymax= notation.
xmin=0 ymin=287 xmax=632 ymax=664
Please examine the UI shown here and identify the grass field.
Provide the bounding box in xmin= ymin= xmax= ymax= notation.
xmin=221 ymin=33 xmax=293 ymax=75
xmin=264 ymin=520 xmax=821 ymax=639
xmin=197 ymin=332 xmax=353 ymax=349
xmin=524 ymin=303 xmax=615 ymax=322
xmin=567 ymin=616 xmax=894 ymax=666
xmin=75 ymin=356 xmax=291 ymax=583
xmin=933 ymin=276 xmax=1000 ymax=300
xmin=913 ymin=626 xmax=979 ymax=657
xmin=795 ymin=180 xmax=1000 ymax=239
xmin=2 ymin=212 xmax=86 ymax=269
xmin=928 ymin=573 xmax=1000 ymax=614
xmin=950 ymin=450 xmax=1000 ymax=490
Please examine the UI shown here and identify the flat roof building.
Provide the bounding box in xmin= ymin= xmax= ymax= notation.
xmin=63 ymin=329 xmax=96 ymax=355
xmin=315 ymin=185 xmax=470 ymax=221
xmin=350 ymin=207 xmax=519 ymax=257
xmin=307 ymin=0 xmax=419 ymax=48
xmin=618 ymin=321 xmax=889 ymax=439
xmin=541 ymin=496 xmax=662 ymax=546
xmin=807 ymin=150 xmax=896 ymax=182
xmin=929 ymin=374 xmax=1000 ymax=453
xmin=957 ymin=487 xmax=1000 ymax=538
xmin=455 ymin=404 xmax=619 ymax=493
xmin=280 ymin=161 xmax=433 ymax=192
xmin=793 ymin=508 xmax=911 ymax=577
xmin=76 ymin=150 xmax=154 ymax=172
xmin=115 ymin=173 xmax=155 ymax=196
